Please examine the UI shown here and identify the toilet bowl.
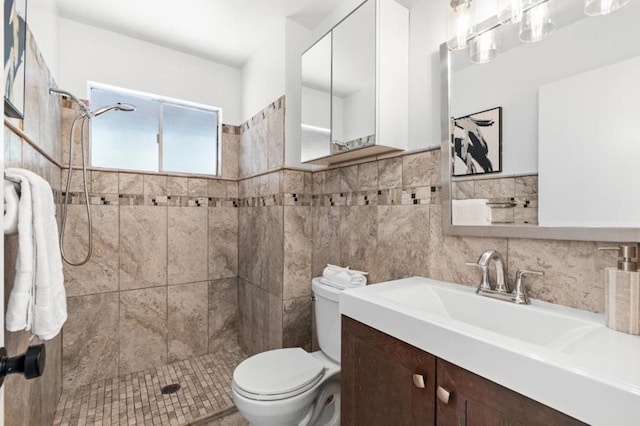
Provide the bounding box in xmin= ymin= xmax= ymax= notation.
xmin=232 ymin=278 xmax=343 ymax=425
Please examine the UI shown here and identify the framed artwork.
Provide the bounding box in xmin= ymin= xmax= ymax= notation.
xmin=452 ymin=106 xmax=502 ymax=176
xmin=4 ymin=0 xmax=27 ymax=119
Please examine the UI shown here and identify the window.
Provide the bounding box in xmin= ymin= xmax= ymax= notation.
xmin=89 ymin=83 xmax=221 ymax=175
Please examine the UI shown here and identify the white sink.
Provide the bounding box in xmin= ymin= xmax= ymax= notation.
xmin=377 ymin=279 xmax=599 ymax=349
xmin=340 ymin=276 xmax=640 ymax=426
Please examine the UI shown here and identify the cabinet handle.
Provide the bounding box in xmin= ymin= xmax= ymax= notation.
xmin=412 ymin=374 xmax=426 ymax=389
xmin=437 ymin=386 xmax=451 ymax=404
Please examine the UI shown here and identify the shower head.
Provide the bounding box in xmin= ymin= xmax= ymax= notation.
xmin=91 ymin=103 xmax=136 ymax=117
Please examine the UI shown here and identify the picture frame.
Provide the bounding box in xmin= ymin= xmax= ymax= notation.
xmin=452 ymin=106 xmax=502 ymax=177
xmin=4 ymin=0 xmax=27 ymax=119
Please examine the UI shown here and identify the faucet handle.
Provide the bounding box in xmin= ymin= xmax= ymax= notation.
xmin=513 ymin=269 xmax=543 ymax=304
xmin=466 ymin=261 xmax=492 ymax=292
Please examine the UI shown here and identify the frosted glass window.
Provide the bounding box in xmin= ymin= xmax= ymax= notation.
xmin=162 ymin=104 xmax=217 ymax=175
xmin=91 ymin=88 xmax=159 ymax=172
xmin=90 ymin=84 xmax=220 ymax=175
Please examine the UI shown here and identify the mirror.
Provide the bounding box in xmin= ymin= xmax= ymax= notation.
xmin=441 ymin=0 xmax=640 ymax=242
xmin=331 ymin=0 xmax=376 ymax=153
xmin=301 ymin=33 xmax=332 ymax=163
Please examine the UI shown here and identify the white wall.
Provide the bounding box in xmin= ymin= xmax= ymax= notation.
xmin=27 ymin=0 xmax=60 ymax=79
xmin=58 ymin=18 xmax=242 ymax=124
xmin=240 ymin=20 xmax=287 ymax=122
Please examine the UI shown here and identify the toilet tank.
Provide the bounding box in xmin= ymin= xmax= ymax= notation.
xmin=311 ymin=278 xmax=342 ymax=363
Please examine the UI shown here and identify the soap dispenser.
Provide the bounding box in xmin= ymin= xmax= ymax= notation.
xmin=599 ymin=243 xmax=640 ymax=335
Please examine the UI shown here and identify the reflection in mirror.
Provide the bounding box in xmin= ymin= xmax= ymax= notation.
xmin=331 ymin=0 xmax=376 ymax=154
xmin=301 ymin=33 xmax=332 ymax=163
xmin=445 ymin=0 xmax=640 ymax=235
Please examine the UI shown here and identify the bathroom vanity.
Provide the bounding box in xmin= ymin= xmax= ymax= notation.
xmin=342 ymin=316 xmax=583 ymax=425
xmin=340 ymin=277 xmax=640 ymax=425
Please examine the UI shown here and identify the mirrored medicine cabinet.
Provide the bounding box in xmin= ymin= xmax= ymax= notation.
xmin=300 ymin=0 xmax=409 ymax=165
xmin=441 ymin=0 xmax=640 ymax=242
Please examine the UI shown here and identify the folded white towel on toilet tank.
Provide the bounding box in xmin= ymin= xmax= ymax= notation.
xmin=321 ymin=264 xmax=368 ymax=289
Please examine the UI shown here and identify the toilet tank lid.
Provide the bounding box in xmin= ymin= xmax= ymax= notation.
xmin=312 ymin=278 xmax=341 ymax=302
xmin=233 ymin=348 xmax=324 ymax=396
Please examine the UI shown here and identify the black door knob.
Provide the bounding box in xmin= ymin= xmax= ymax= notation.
xmin=0 ymin=344 xmax=46 ymax=387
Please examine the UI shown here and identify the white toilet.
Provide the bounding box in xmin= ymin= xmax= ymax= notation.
xmin=232 ymin=277 xmax=343 ymax=425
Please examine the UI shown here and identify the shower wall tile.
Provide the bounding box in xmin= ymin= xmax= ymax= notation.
xmin=167 ymin=176 xmax=188 ymax=195
xmin=249 ymin=207 xmax=268 ymax=288
xmin=515 ymin=175 xmax=538 ymax=197
xmin=119 ymin=287 xmax=168 ymax=375
xmin=325 ymin=169 xmax=341 ymax=193
xmin=208 ymin=179 xmax=227 ymax=198
xmin=428 ymin=205 xmax=508 ymax=287
xmin=63 ymin=293 xmax=118 ymax=390
xmin=284 ymin=170 xmax=305 ymax=194
xmin=168 ymin=207 xmax=208 ymax=285
xmin=312 ymin=171 xmax=326 ymax=195
xmin=237 ymin=280 xmax=252 ymax=353
xmin=267 ymin=106 xmax=284 ymax=169
xmin=61 ymin=167 xmax=89 ymax=193
xmin=376 ymin=205 xmax=430 ymax=282
xmin=283 ymin=206 xmax=312 ymax=300
xmin=208 ymin=207 xmax=238 ymax=280
xmin=188 ymin=178 xmax=209 ymax=196
xmin=358 ymin=162 xmax=378 ymax=191
xmin=312 ymin=206 xmax=341 ymax=278
xmin=119 ymin=173 xmax=144 ymax=195
xmin=283 ymin=297 xmax=312 ymax=351
xmin=402 ymin=151 xmax=437 ymax=188
xmin=507 ymin=239 xmax=613 ymax=313
xmin=144 ymin=174 xmax=167 ymax=196
xmin=341 ymin=165 xmax=358 ymax=192
xmin=91 ymin=171 xmax=118 ymax=194
xmin=252 ymin=119 xmax=268 ymax=175
xmin=268 ymin=294 xmax=283 ymax=350
xmin=239 ymin=129 xmax=252 ymax=179
xmin=41 ymin=333 xmax=62 ymax=424
xmin=61 ymin=106 xmax=85 ymax=168
xmin=475 ymin=177 xmax=515 ymax=199
xmin=209 ymin=278 xmax=239 ymax=351
xmin=222 ymin=132 xmax=240 ymax=180
xmin=238 ymin=207 xmax=252 ymax=281
xmin=63 ymin=205 xmax=119 ymax=296
xmin=168 ymin=282 xmax=209 ymax=362
xmin=4 ymin=127 xmax=22 ymax=168
xmin=119 ymin=206 xmax=167 ymax=290
xmin=266 ymin=206 xmax=284 ymax=297
xmin=339 ymin=206 xmax=378 ymax=278
xmin=227 ymin=181 xmax=239 ymax=198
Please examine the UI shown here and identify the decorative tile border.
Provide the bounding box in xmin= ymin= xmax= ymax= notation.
xmin=61 ymin=192 xmax=239 ymax=208
xmin=310 ymin=186 xmax=441 ymax=208
xmin=240 ymin=96 xmax=285 ymax=134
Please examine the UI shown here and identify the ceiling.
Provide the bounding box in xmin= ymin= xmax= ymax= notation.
xmin=56 ymin=0 xmax=346 ymax=68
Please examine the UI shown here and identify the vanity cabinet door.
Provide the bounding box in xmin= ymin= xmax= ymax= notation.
xmin=342 ymin=316 xmax=436 ymax=426
xmin=435 ymin=359 xmax=586 ymax=426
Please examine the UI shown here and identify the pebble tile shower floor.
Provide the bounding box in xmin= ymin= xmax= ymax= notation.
xmin=53 ymin=346 xmax=247 ymax=426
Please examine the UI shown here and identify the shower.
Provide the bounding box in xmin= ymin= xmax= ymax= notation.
xmin=50 ymin=88 xmax=136 ymax=266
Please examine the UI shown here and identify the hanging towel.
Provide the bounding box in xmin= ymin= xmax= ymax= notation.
xmin=452 ymin=198 xmax=492 ymax=226
xmin=4 ymin=180 xmax=19 ymax=234
xmin=5 ymin=168 xmax=66 ymax=340
xmin=321 ymin=264 xmax=368 ymax=289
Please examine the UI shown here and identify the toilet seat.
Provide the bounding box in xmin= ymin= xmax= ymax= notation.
xmin=233 ymin=348 xmax=326 ymax=401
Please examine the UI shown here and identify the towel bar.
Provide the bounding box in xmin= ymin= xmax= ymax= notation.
xmin=4 ymin=172 xmax=20 ymax=185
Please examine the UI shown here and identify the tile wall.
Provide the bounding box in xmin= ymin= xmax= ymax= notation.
xmin=237 ymin=98 xmax=315 ymax=356
xmin=310 ymin=150 xmax=618 ymax=315
xmin=3 ymin=28 xmax=63 ymax=426
xmin=59 ymin=109 xmax=241 ymax=391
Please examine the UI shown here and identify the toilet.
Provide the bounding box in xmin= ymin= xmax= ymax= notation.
xmin=232 ymin=277 xmax=343 ymax=425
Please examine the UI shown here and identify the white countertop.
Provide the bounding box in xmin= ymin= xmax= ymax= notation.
xmin=339 ymin=277 xmax=640 ymax=426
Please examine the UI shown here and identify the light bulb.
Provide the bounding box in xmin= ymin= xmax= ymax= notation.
xmin=447 ymin=0 xmax=476 ymax=50
xmin=584 ymin=0 xmax=629 ymax=16
xmin=519 ymin=0 xmax=555 ymax=42
xmin=498 ymin=0 xmax=524 ymax=24
xmin=470 ymin=28 xmax=499 ymax=63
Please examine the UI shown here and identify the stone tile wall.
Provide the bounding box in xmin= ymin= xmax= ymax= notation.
xmin=59 ymin=165 xmax=240 ymax=390
xmin=236 ymin=98 xmax=314 ymax=356
xmin=3 ymin=28 xmax=63 ymax=426
xmin=311 ymin=149 xmax=618 ymax=315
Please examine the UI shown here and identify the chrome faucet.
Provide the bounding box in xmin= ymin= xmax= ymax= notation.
xmin=467 ymin=250 xmax=544 ymax=305
xmin=466 ymin=249 xmax=509 ymax=294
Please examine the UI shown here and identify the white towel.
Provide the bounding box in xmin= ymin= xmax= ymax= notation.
xmin=452 ymin=198 xmax=492 ymax=226
xmin=321 ymin=264 xmax=368 ymax=289
xmin=5 ymin=168 xmax=66 ymax=340
xmin=4 ymin=180 xmax=19 ymax=234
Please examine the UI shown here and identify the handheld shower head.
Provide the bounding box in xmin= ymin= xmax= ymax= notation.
xmin=91 ymin=103 xmax=136 ymax=117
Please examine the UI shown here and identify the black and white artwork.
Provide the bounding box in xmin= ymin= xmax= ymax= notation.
xmin=4 ymin=0 xmax=27 ymax=119
xmin=452 ymin=107 xmax=502 ymax=176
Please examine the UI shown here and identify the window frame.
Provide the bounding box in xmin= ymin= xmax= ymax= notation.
xmin=88 ymin=81 xmax=223 ymax=176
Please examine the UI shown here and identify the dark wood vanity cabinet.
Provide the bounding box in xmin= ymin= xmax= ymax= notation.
xmin=342 ymin=316 xmax=436 ymax=426
xmin=342 ymin=316 xmax=586 ymax=426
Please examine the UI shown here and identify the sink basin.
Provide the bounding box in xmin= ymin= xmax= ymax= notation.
xmin=377 ymin=278 xmax=599 ymax=349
